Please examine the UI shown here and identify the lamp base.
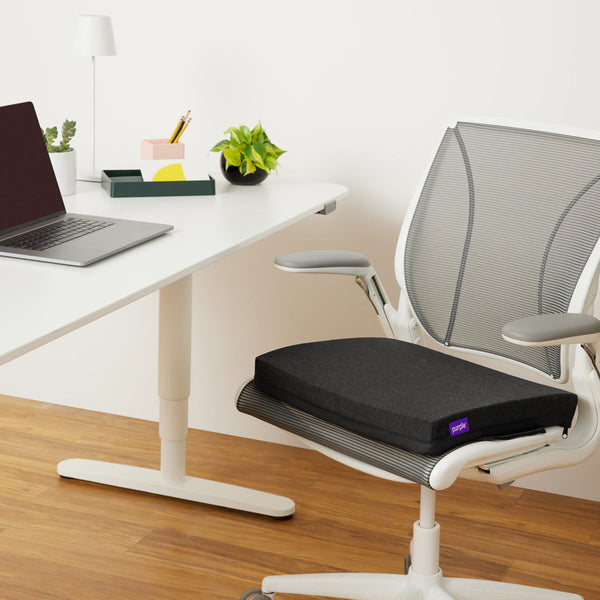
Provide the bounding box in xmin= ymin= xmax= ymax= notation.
xmin=77 ymin=171 xmax=102 ymax=183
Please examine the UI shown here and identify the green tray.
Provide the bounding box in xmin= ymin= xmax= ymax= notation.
xmin=101 ymin=169 xmax=215 ymax=198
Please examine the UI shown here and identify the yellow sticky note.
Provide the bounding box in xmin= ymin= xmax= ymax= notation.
xmin=152 ymin=163 xmax=186 ymax=182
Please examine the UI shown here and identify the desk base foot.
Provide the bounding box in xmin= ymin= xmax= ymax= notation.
xmin=57 ymin=458 xmax=295 ymax=518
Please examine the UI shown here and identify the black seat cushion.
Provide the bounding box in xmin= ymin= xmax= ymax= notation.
xmin=254 ymin=338 xmax=578 ymax=455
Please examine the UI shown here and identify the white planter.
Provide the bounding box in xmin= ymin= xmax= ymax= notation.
xmin=49 ymin=149 xmax=76 ymax=196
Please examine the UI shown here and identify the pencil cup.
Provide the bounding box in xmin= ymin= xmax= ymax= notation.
xmin=141 ymin=139 xmax=185 ymax=160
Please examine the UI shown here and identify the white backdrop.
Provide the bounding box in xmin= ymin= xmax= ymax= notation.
xmin=0 ymin=0 xmax=598 ymax=500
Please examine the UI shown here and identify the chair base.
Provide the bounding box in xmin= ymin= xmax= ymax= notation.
xmin=260 ymin=571 xmax=583 ymax=600
xmin=254 ymin=488 xmax=582 ymax=600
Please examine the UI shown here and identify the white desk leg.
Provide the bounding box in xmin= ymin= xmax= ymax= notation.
xmin=158 ymin=274 xmax=192 ymax=484
xmin=57 ymin=275 xmax=295 ymax=518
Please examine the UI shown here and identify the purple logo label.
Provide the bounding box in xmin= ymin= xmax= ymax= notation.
xmin=450 ymin=417 xmax=469 ymax=436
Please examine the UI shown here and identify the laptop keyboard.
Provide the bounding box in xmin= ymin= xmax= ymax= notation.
xmin=1 ymin=217 xmax=114 ymax=251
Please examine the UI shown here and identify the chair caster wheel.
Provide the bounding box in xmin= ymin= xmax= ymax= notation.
xmin=240 ymin=588 xmax=270 ymax=600
xmin=404 ymin=553 xmax=412 ymax=575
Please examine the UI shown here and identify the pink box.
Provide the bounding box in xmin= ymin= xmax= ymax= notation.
xmin=141 ymin=138 xmax=185 ymax=160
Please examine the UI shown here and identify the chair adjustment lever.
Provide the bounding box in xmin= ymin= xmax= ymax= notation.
xmin=582 ymin=343 xmax=600 ymax=379
xmin=355 ymin=276 xmax=380 ymax=315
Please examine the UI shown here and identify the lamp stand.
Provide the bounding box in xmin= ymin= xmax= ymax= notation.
xmin=78 ymin=55 xmax=101 ymax=183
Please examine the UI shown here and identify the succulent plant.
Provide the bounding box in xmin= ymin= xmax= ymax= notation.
xmin=42 ymin=119 xmax=77 ymax=153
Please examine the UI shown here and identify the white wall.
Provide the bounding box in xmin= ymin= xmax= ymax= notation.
xmin=0 ymin=0 xmax=599 ymax=500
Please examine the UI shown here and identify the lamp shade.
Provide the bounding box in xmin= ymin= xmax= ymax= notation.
xmin=73 ymin=15 xmax=116 ymax=56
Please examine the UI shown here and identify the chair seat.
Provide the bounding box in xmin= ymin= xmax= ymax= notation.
xmin=252 ymin=338 xmax=578 ymax=455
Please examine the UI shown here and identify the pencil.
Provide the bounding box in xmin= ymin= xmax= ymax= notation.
xmin=169 ymin=110 xmax=191 ymax=143
xmin=169 ymin=119 xmax=184 ymax=143
xmin=174 ymin=117 xmax=192 ymax=143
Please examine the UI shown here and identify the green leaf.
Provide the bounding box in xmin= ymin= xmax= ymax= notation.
xmin=210 ymin=139 xmax=230 ymax=152
xmin=265 ymin=155 xmax=278 ymax=171
xmin=62 ymin=119 xmax=76 ymax=138
xmin=45 ymin=126 xmax=58 ymax=145
xmin=242 ymin=159 xmax=257 ymax=175
xmin=250 ymin=143 xmax=267 ymax=169
xmin=271 ymin=144 xmax=286 ymax=158
xmin=225 ymin=126 xmax=242 ymax=146
xmin=252 ymin=141 xmax=266 ymax=159
xmin=239 ymin=125 xmax=252 ymax=144
xmin=251 ymin=127 xmax=264 ymax=145
xmin=223 ymin=147 xmax=242 ymax=167
xmin=253 ymin=156 xmax=267 ymax=171
xmin=251 ymin=122 xmax=265 ymax=142
xmin=59 ymin=119 xmax=76 ymax=151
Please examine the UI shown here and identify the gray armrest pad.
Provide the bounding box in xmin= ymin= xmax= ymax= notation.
xmin=502 ymin=313 xmax=600 ymax=346
xmin=275 ymin=250 xmax=371 ymax=270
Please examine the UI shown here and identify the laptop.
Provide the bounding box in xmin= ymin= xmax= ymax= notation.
xmin=0 ymin=101 xmax=173 ymax=266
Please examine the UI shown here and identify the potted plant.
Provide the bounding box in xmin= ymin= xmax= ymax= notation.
xmin=42 ymin=119 xmax=77 ymax=196
xmin=210 ymin=122 xmax=285 ymax=185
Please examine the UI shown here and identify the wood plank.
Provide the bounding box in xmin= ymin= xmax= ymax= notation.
xmin=507 ymin=559 xmax=600 ymax=600
xmin=0 ymin=393 xmax=598 ymax=600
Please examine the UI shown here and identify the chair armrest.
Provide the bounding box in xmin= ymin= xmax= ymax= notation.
xmin=274 ymin=250 xmax=373 ymax=277
xmin=502 ymin=313 xmax=600 ymax=346
xmin=275 ymin=250 xmax=396 ymax=337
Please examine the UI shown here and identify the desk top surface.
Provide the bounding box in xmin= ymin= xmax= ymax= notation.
xmin=0 ymin=179 xmax=348 ymax=365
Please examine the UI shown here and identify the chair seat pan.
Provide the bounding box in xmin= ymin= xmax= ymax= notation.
xmin=253 ymin=338 xmax=577 ymax=455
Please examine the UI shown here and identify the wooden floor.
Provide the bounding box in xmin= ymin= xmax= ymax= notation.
xmin=0 ymin=393 xmax=599 ymax=600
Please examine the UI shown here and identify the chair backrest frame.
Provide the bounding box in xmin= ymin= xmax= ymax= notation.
xmin=393 ymin=118 xmax=600 ymax=387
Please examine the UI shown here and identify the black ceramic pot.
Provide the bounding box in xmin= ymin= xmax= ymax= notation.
xmin=220 ymin=153 xmax=269 ymax=186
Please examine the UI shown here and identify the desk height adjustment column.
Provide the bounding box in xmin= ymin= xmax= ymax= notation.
xmin=158 ymin=275 xmax=192 ymax=483
xmin=155 ymin=274 xmax=294 ymax=516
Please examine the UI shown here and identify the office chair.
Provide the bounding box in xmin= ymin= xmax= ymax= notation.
xmin=237 ymin=120 xmax=600 ymax=600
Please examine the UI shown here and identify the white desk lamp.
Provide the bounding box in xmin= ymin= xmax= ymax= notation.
xmin=73 ymin=14 xmax=117 ymax=182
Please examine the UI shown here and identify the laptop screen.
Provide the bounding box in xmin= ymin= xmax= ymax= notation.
xmin=0 ymin=102 xmax=65 ymax=234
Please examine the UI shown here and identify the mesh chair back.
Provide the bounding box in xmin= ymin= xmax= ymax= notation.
xmin=402 ymin=121 xmax=600 ymax=379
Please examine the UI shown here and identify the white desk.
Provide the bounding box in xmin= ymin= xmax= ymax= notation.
xmin=0 ymin=179 xmax=348 ymax=518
